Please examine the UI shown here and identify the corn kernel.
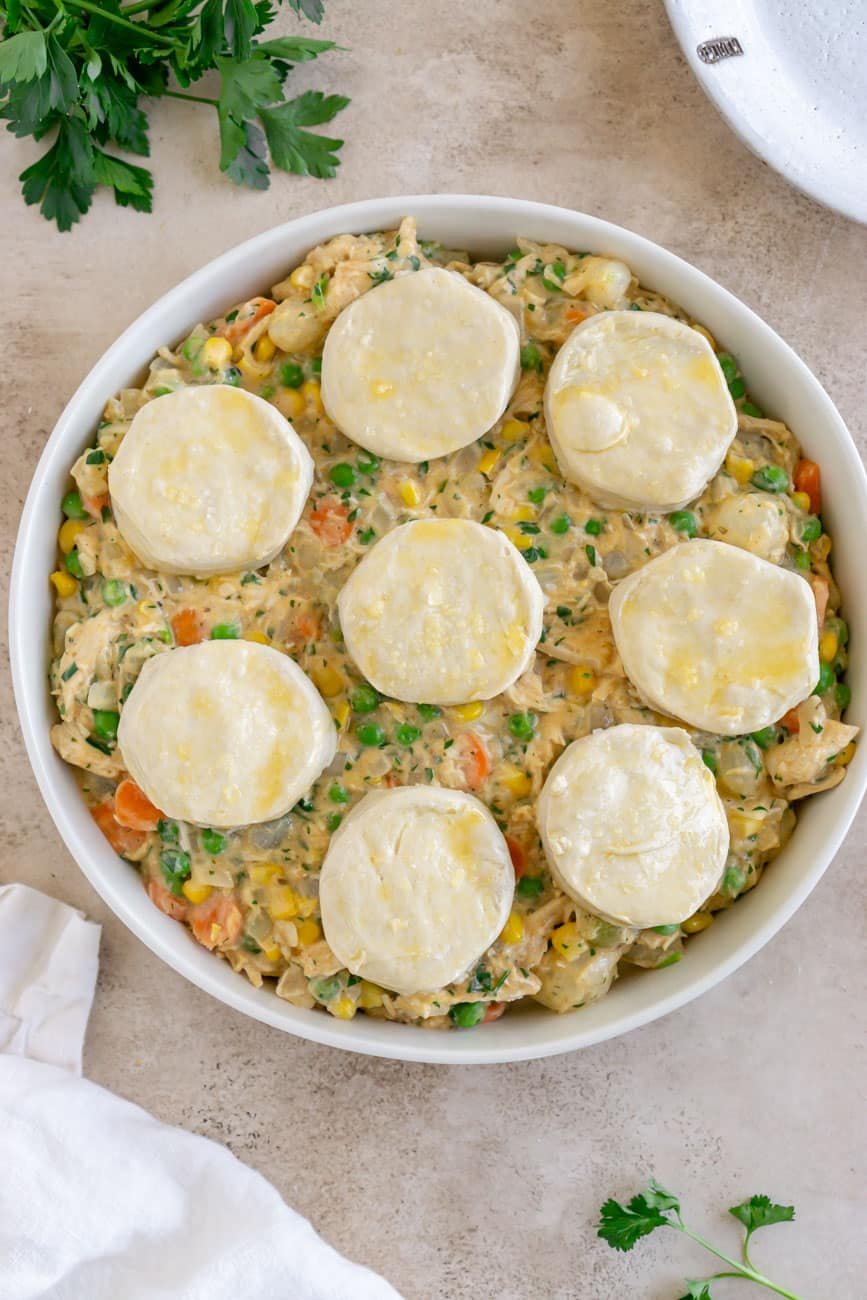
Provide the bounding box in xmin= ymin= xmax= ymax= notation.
xmin=358 ymin=979 xmax=384 ymax=1009
xmin=202 ymin=336 xmax=232 ymax=369
xmin=501 ymin=417 xmax=529 ymax=442
xmin=834 ymin=742 xmax=856 ymax=767
xmin=277 ymin=387 xmax=305 ymax=419
xmin=452 ymin=701 xmax=484 ymax=722
xmin=182 ymin=880 xmax=213 ymax=905
xmin=551 ymin=922 xmax=583 ymax=960
xmin=399 ymin=479 xmax=421 ymax=507
xmin=312 ymin=664 xmax=344 ymax=698
xmin=58 ymin=518 xmax=87 ymax=554
xmin=302 ymin=379 xmax=323 ymax=412
xmin=504 ymin=526 xmax=534 ymax=551
xmin=238 ymin=352 xmax=269 ymax=379
xmin=568 ymin=666 xmax=597 ymax=698
xmin=478 ymin=447 xmax=501 ymax=475
xmin=289 ymin=264 xmax=315 ymax=291
xmin=331 ymin=995 xmax=356 ymax=1020
xmin=682 ymin=911 xmax=713 ymax=934
xmin=692 ymin=323 xmax=716 ymax=351
xmin=334 ymin=699 xmax=351 ymax=728
xmin=261 ymin=943 xmax=282 ymax=963
xmin=819 ymin=630 xmax=839 ymax=664
xmin=528 ymin=440 xmax=558 ymax=472
xmin=791 ymin=491 xmax=811 ymax=512
xmin=244 ymin=630 xmax=271 ymax=645
xmin=50 ymin=570 xmax=79 ymax=598
xmin=508 ymin=505 xmax=536 ymax=523
xmin=499 ymin=764 xmax=532 ymax=797
xmin=253 ymin=334 xmax=276 ymax=363
xmin=500 ymin=911 xmax=524 ymax=946
xmin=268 ymin=884 xmax=299 ymax=920
xmin=296 ymin=918 xmax=322 ymax=946
xmin=250 ymin=862 xmax=282 ymax=885
xmin=725 ymin=453 xmax=754 ymax=484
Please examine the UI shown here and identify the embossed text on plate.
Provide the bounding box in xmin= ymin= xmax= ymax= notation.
xmin=697 ymin=36 xmax=744 ymax=65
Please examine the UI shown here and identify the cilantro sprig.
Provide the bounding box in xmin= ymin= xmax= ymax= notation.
xmin=598 ymin=1181 xmax=802 ymax=1298
xmin=0 ymin=0 xmax=349 ymax=230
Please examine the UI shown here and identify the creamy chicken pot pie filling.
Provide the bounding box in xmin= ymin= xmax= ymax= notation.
xmin=49 ymin=218 xmax=857 ymax=1028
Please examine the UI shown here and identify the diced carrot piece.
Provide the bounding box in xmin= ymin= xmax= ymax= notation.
xmin=293 ymin=610 xmax=320 ymax=643
xmin=779 ymin=708 xmax=800 ymax=735
xmin=83 ymin=492 xmax=110 ymax=520
xmin=309 ymin=499 xmax=352 ymax=546
xmin=218 ymin=297 xmax=276 ymax=345
xmin=91 ymin=800 xmax=149 ymax=857
xmin=189 ymin=895 xmax=244 ymax=950
xmin=505 ymin=835 xmax=528 ymax=878
xmin=794 ymin=459 xmax=821 ymax=514
xmin=483 ymin=1002 xmax=507 ymax=1023
xmin=114 ymin=778 xmax=164 ymax=831
xmin=171 ymin=608 xmax=206 ymax=646
xmin=565 ymin=306 xmax=587 ymax=324
xmin=809 ymin=575 xmax=829 ymax=627
xmin=456 ymin=732 xmax=491 ymax=790
xmin=147 ymin=877 xmax=188 ymax=921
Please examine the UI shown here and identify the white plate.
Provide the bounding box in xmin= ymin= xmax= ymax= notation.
xmin=10 ymin=195 xmax=867 ymax=1063
xmin=665 ymin=0 xmax=867 ymax=223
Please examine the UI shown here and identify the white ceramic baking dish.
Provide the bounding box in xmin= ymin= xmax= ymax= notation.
xmin=10 ymin=195 xmax=867 ymax=1063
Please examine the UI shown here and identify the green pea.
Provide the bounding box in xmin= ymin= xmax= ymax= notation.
xmin=211 ymin=623 xmax=240 ymax=639
xmin=728 ymin=377 xmax=746 ymax=399
xmin=160 ymin=848 xmax=192 ymax=896
xmin=800 ymin=517 xmax=822 ymax=542
xmin=223 ymin=366 xmax=242 ymax=387
xmin=527 ymin=487 xmax=547 ymax=504
xmin=508 ymin=712 xmax=536 ymax=741
xmin=722 ymin=864 xmax=747 ymax=896
xmin=669 ymin=510 xmax=698 ymax=537
xmin=157 ymin=818 xmax=179 ymax=844
xmin=652 ymin=923 xmax=680 ymax=936
xmin=835 ymin=682 xmax=852 ymax=710
xmin=814 ymin=662 xmax=835 ymax=695
xmin=101 ymin=579 xmax=127 ymax=607
xmin=65 ymin=550 xmax=84 ymax=578
xmin=751 ymin=465 xmax=790 ymax=493
xmin=717 ymin=353 xmax=738 ymax=384
xmin=520 ymin=343 xmax=543 ymax=372
xmin=202 ymin=829 xmax=226 ymax=855
xmin=656 ymin=951 xmax=682 ymax=968
xmin=516 ymin=875 xmax=544 ymax=899
xmin=357 ymin=453 xmax=380 ymax=474
xmin=793 ymin=550 xmax=812 ymax=571
xmin=311 ymin=976 xmax=341 ymax=1004
xmin=701 ymin=749 xmax=717 ymax=774
xmin=750 ymin=726 xmax=778 ymax=750
xmin=449 ymin=1001 xmax=486 ymax=1028
xmin=62 ymin=491 xmax=88 ymax=520
xmin=279 ymin=361 xmax=304 ymax=388
xmin=396 ymin=723 xmax=421 ymax=746
xmin=741 ymin=401 xmax=763 ymax=418
xmin=584 ymin=518 xmax=604 ymax=536
xmin=330 ymin=463 xmax=357 ymax=488
xmin=417 ymin=703 xmax=441 ymax=721
xmin=326 ymin=812 xmax=343 ymax=832
xmin=350 ymin=683 xmax=379 ymax=714
xmin=310 ymin=356 xmax=322 ymax=375
xmin=357 ymin=722 xmax=385 ymax=746
xmin=92 ymin=709 xmax=119 ymax=740
xmin=329 ymin=783 xmax=349 ymax=804
xmin=550 ymin=514 xmax=572 ymax=535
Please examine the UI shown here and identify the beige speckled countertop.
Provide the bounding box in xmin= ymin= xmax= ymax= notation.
xmin=2 ymin=2 xmax=866 ymax=1296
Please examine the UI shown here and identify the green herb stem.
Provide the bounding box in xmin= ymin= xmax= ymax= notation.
xmin=161 ymin=89 xmax=220 ymax=107
xmin=62 ymin=0 xmax=179 ymax=46
xmin=675 ymin=1224 xmax=803 ymax=1300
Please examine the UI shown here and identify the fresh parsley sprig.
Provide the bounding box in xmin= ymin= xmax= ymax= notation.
xmin=0 ymin=0 xmax=349 ymax=231
xmin=597 ymin=1180 xmax=803 ymax=1299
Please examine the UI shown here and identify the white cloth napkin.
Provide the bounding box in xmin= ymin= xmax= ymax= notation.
xmin=0 ymin=884 xmax=402 ymax=1300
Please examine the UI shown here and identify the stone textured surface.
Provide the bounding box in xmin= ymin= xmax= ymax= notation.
xmin=1 ymin=2 xmax=866 ymax=1296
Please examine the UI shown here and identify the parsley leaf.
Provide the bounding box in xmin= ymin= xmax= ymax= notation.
xmin=20 ymin=116 xmax=95 ymax=232
xmin=597 ymin=1194 xmax=670 ymax=1251
xmin=259 ymin=90 xmax=349 ymax=178
xmin=678 ymin=1282 xmax=714 ymax=1300
xmin=224 ymin=0 xmax=260 ymax=60
xmin=257 ymin=36 xmax=338 ymax=63
xmin=92 ymin=149 xmax=153 ymax=213
xmin=287 ymin=0 xmax=325 ymax=21
xmin=223 ymin=116 xmax=270 ymax=188
xmin=729 ymin=1195 xmax=795 ymax=1235
xmin=0 ymin=30 xmax=46 ymax=83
